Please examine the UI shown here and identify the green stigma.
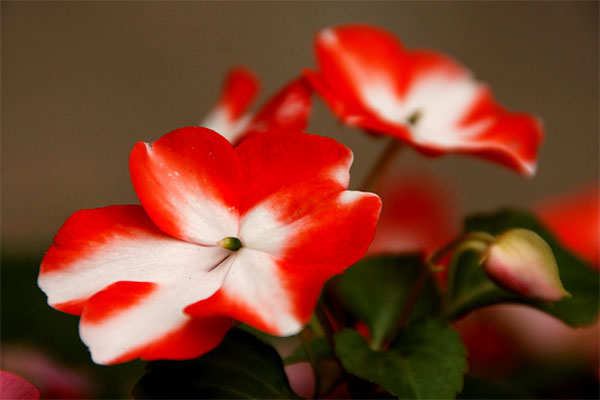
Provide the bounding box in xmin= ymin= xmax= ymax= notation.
xmin=407 ymin=109 xmax=422 ymax=126
xmin=217 ymin=237 xmax=243 ymax=251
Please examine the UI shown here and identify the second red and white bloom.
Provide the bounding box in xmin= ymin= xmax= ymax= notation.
xmin=38 ymin=127 xmax=381 ymax=365
xmin=201 ymin=67 xmax=312 ymax=146
xmin=305 ymin=24 xmax=544 ymax=176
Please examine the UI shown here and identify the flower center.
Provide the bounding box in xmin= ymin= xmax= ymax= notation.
xmin=407 ymin=109 xmax=422 ymax=126
xmin=217 ymin=237 xmax=242 ymax=251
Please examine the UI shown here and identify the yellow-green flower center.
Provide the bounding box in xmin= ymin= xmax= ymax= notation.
xmin=217 ymin=237 xmax=242 ymax=251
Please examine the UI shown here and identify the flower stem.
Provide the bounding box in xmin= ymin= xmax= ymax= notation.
xmin=379 ymin=264 xmax=430 ymax=350
xmin=300 ymin=328 xmax=321 ymax=399
xmin=359 ymin=138 xmax=402 ymax=192
xmin=315 ymin=302 xmax=337 ymax=350
xmin=440 ymin=232 xmax=496 ymax=316
xmin=397 ymin=265 xmax=430 ymax=328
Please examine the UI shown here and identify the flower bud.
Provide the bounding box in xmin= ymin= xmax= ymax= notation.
xmin=482 ymin=229 xmax=570 ymax=301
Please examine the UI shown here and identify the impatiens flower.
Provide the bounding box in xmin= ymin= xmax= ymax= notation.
xmin=0 ymin=371 xmax=40 ymax=400
xmin=536 ymin=185 xmax=600 ymax=268
xmin=38 ymin=127 xmax=381 ymax=364
xmin=482 ymin=228 xmax=570 ymax=301
xmin=201 ymin=67 xmax=312 ymax=145
xmin=367 ymin=171 xmax=460 ymax=256
xmin=305 ymin=24 xmax=544 ymax=176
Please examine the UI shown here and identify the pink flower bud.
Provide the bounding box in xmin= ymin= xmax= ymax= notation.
xmin=483 ymin=229 xmax=570 ymax=301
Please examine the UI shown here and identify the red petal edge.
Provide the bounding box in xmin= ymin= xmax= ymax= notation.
xmin=107 ymin=317 xmax=232 ymax=364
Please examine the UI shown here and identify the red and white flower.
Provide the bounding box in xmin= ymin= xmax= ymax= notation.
xmin=201 ymin=67 xmax=312 ymax=145
xmin=305 ymin=24 xmax=544 ymax=176
xmin=38 ymin=127 xmax=381 ymax=365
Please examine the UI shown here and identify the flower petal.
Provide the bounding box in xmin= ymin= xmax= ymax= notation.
xmin=186 ymin=249 xmax=332 ymax=336
xmin=234 ymin=78 xmax=313 ymax=145
xmin=536 ymin=186 xmax=600 ymax=268
xmin=0 ymin=371 xmax=40 ymax=400
xmin=241 ymin=190 xmax=381 ymax=267
xmin=236 ymin=132 xmax=381 ymax=266
xmin=236 ymin=131 xmax=353 ymax=215
xmin=38 ymin=205 xmax=230 ymax=315
xmin=307 ymin=24 xmax=544 ymax=176
xmin=306 ymin=24 xmax=410 ymax=129
xmin=80 ymin=254 xmax=235 ymax=364
xmin=129 ymin=127 xmax=241 ymax=245
xmin=200 ymin=67 xmax=259 ymax=142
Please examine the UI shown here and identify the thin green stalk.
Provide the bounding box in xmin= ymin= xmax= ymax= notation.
xmin=359 ymin=138 xmax=402 ymax=192
xmin=441 ymin=233 xmax=496 ymax=317
xmin=299 ymin=328 xmax=321 ymax=399
xmin=379 ymin=264 xmax=430 ymax=350
xmin=315 ymin=302 xmax=337 ymax=350
xmin=444 ymin=281 xmax=498 ymax=320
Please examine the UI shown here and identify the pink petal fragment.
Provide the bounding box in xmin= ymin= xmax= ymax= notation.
xmin=0 ymin=371 xmax=40 ymax=400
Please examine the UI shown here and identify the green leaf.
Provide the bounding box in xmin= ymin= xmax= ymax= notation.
xmin=132 ymin=329 xmax=299 ymax=399
xmin=458 ymin=375 xmax=531 ymax=399
xmin=334 ymin=320 xmax=467 ymax=399
xmin=284 ymin=337 xmax=332 ymax=365
xmin=447 ymin=209 xmax=599 ymax=326
xmin=339 ymin=255 xmax=441 ymax=348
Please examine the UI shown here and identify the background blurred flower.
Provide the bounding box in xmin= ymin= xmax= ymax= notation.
xmin=0 ymin=371 xmax=40 ymax=400
xmin=305 ymin=24 xmax=544 ymax=176
xmin=199 ymin=67 xmax=259 ymax=142
xmin=367 ymin=170 xmax=460 ymax=257
xmin=1 ymin=346 xmax=92 ymax=399
xmin=536 ymin=185 xmax=599 ymax=269
xmin=201 ymin=68 xmax=312 ymax=145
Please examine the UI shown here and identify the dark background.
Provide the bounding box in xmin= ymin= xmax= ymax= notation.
xmin=1 ymin=2 xmax=598 ymax=398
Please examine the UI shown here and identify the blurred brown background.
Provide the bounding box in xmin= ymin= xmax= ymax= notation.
xmin=2 ymin=1 xmax=598 ymax=254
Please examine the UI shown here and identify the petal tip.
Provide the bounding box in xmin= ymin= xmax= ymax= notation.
xmin=318 ymin=28 xmax=337 ymax=45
